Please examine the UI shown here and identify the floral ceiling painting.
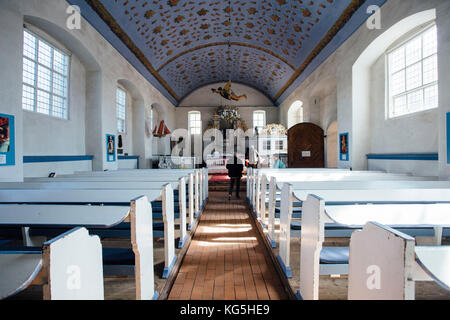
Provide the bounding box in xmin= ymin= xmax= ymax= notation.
xmin=68 ymin=0 xmax=386 ymax=105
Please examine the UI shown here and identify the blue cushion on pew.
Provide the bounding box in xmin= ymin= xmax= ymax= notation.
xmin=0 ymin=246 xmax=42 ymax=254
xmin=102 ymin=248 xmax=134 ymax=265
xmin=0 ymin=228 xmax=23 ymax=239
xmin=320 ymin=247 xmax=349 ymax=264
xmin=0 ymin=240 xmax=12 ymax=246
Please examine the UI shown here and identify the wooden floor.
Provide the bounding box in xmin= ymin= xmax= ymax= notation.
xmin=168 ymin=191 xmax=288 ymax=300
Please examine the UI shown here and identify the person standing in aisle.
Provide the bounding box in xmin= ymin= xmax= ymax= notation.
xmin=226 ymin=154 xmax=244 ymax=200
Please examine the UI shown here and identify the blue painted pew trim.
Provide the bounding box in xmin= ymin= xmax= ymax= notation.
xmin=162 ymin=255 xmax=178 ymax=279
xmin=366 ymin=153 xmax=438 ymax=161
xmin=296 ymin=290 xmax=303 ymax=300
xmin=266 ymin=234 xmax=277 ymax=249
xmin=178 ymin=234 xmax=189 ymax=249
xmin=276 ymin=254 xmax=292 ymax=279
xmin=23 ymin=155 xmax=94 ymax=163
xmin=152 ymin=291 xmax=160 ymax=301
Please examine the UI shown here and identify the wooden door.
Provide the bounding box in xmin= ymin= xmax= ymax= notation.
xmin=288 ymin=123 xmax=324 ymax=168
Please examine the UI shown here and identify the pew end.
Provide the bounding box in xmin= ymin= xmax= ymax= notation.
xmin=42 ymin=227 xmax=104 ymax=300
xmin=348 ymin=222 xmax=416 ymax=300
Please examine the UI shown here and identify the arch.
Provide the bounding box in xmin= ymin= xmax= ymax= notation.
xmin=351 ymin=9 xmax=436 ymax=170
xmin=117 ymin=79 xmax=144 ymax=103
xmin=24 ymin=15 xmax=101 ymax=72
xmin=287 ymin=101 xmax=304 ymax=129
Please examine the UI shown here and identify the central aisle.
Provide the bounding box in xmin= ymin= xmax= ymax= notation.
xmin=168 ymin=192 xmax=288 ymax=300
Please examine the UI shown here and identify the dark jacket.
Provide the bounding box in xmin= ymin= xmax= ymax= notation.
xmin=226 ymin=158 xmax=244 ymax=178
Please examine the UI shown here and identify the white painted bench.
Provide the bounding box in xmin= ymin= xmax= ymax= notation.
xmin=0 ymin=227 xmax=103 ymax=300
xmin=0 ymin=186 xmax=178 ymax=281
xmin=27 ymin=169 xmax=208 ymax=214
xmin=247 ymin=168 xmax=350 ymax=206
xmin=276 ymin=184 xmax=450 ymax=279
xmin=298 ymin=194 xmax=450 ymax=300
xmin=69 ymin=168 xmax=209 ymax=205
xmin=0 ymin=195 xmax=162 ymax=300
xmin=256 ymin=173 xmax=441 ymax=234
xmin=348 ymin=221 xmax=450 ymax=300
xmin=0 ymin=178 xmax=196 ymax=245
xmin=250 ymin=170 xmax=416 ymax=213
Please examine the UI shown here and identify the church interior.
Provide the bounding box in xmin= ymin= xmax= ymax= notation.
xmin=0 ymin=0 xmax=449 ymax=302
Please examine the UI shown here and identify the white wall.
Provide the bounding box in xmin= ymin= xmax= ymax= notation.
xmin=176 ymin=82 xmax=279 ymax=133
xmin=0 ymin=0 xmax=177 ymax=180
xmin=278 ymin=0 xmax=449 ymax=177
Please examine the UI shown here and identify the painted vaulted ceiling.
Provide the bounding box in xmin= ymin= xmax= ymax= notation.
xmin=67 ymin=0 xmax=386 ymax=106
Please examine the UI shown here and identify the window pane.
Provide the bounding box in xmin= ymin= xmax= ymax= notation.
xmin=22 ymin=85 xmax=35 ymax=111
xmin=391 ymin=70 xmax=405 ymax=96
xmin=53 ymin=49 xmax=68 ymax=75
xmin=23 ymin=31 xmax=36 ymax=60
xmin=389 ymin=47 xmax=405 ymax=73
xmin=405 ymin=37 xmax=422 ymax=66
xmin=392 ymin=95 xmax=407 ymax=117
xmin=37 ymin=65 xmax=51 ymax=92
xmin=23 ymin=58 xmax=35 ymax=86
xmin=424 ymin=85 xmax=438 ymax=110
xmin=38 ymin=40 xmax=52 ymax=68
xmin=53 ymin=73 xmax=67 ymax=97
xmin=422 ymin=55 xmax=437 ymax=85
xmin=37 ymin=90 xmax=50 ymax=115
xmin=407 ymin=90 xmax=424 ymax=113
xmin=423 ymin=26 xmax=437 ymax=58
xmin=52 ymin=95 xmax=66 ymax=118
xmin=406 ymin=62 xmax=422 ymax=91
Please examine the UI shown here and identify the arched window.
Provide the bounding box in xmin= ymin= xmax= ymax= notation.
xmin=22 ymin=27 xmax=70 ymax=119
xmin=253 ymin=110 xmax=266 ymax=133
xmin=287 ymin=101 xmax=303 ymax=129
xmin=387 ymin=23 xmax=438 ymax=118
xmin=116 ymin=86 xmax=127 ymax=133
xmin=188 ymin=111 xmax=202 ymax=135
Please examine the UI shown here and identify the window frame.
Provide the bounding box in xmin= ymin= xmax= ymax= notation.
xmin=253 ymin=110 xmax=266 ymax=133
xmin=386 ymin=23 xmax=438 ymax=119
xmin=22 ymin=27 xmax=71 ymax=120
xmin=116 ymin=86 xmax=127 ymax=134
xmin=188 ymin=111 xmax=202 ymax=136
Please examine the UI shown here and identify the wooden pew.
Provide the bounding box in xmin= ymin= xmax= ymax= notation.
xmin=67 ymin=168 xmax=209 ymax=206
xmin=250 ymin=170 xmax=422 ymax=214
xmin=247 ymin=168 xmax=350 ymax=207
xmin=257 ymin=174 xmax=442 ymax=239
xmin=298 ymin=194 xmax=450 ymax=300
xmin=348 ymin=221 xmax=450 ymax=300
xmin=275 ymin=183 xmax=450 ymax=279
xmin=0 ymin=178 xmax=195 ymax=248
xmin=25 ymin=170 xmax=205 ymax=218
xmin=0 ymin=227 xmax=103 ymax=300
xmin=0 ymin=187 xmax=178 ymax=280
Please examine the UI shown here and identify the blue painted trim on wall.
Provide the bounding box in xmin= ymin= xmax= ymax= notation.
xmin=23 ymin=155 xmax=94 ymax=163
xmin=118 ymin=156 xmax=139 ymax=160
xmin=447 ymin=113 xmax=450 ymax=164
xmin=366 ymin=153 xmax=438 ymax=161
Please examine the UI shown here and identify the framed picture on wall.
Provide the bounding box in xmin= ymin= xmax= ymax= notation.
xmin=339 ymin=133 xmax=349 ymax=162
xmin=106 ymin=134 xmax=116 ymax=162
xmin=0 ymin=113 xmax=15 ymax=166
